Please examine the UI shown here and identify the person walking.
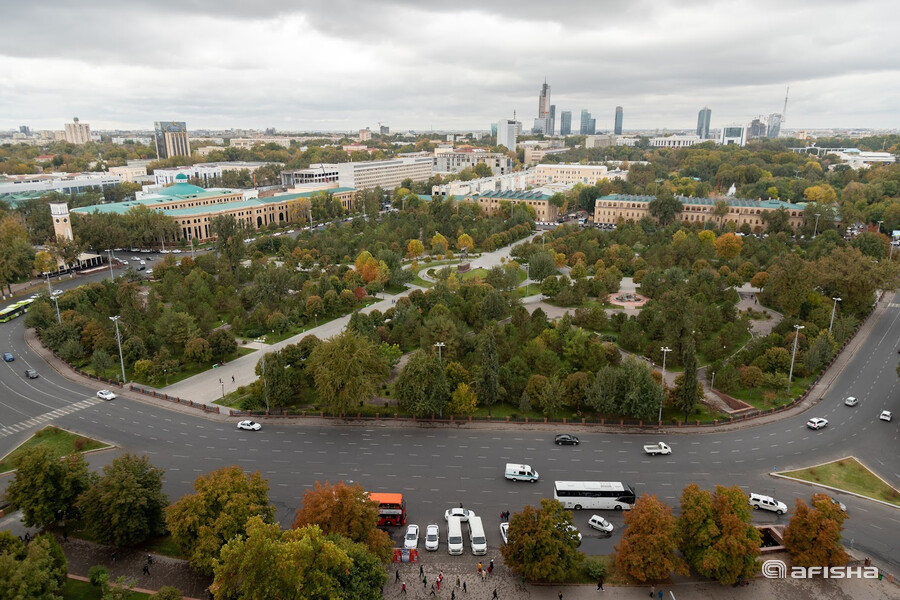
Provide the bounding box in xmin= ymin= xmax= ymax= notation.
xmin=401 ymin=582 xmax=407 ymax=594
xmin=489 ymin=559 xmax=494 ymax=572
xmin=597 ymin=577 xmax=604 ymax=591
xmin=481 ymin=570 xmax=486 ymax=582
xmin=558 ymin=593 xmax=563 ymax=600
xmin=477 ymin=562 xmax=482 ymax=574
xmin=420 ymin=565 xmax=425 ymax=578
xmin=423 ymin=575 xmax=427 ymax=589
xmin=452 ymin=591 xmax=456 ymax=600
xmin=142 ymin=564 xmax=150 ymax=576
xmin=231 ymin=375 xmax=235 ymax=383
xmin=430 ymin=584 xmax=436 ymax=596
xmin=62 ymin=530 xmax=68 ymax=542
xmin=463 ymin=582 xmax=467 ymax=593
xmin=649 ymin=585 xmax=655 ymax=598
xmin=492 ymin=588 xmax=499 ymax=599
xmin=396 ymin=569 xmax=400 ymax=583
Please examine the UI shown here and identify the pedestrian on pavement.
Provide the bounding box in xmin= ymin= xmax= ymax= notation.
xmin=649 ymin=584 xmax=655 ymax=597
xmin=430 ymin=584 xmax=436 ymax=596
xmin=481 ymin=570 xmax=486 ymax=582
xmin=597 ymin=577 xmax=604 ymax=591
xmin=492 ymin=589 xmax=499 ymax=599
xmin=232 ymin=375 xmax=235 ymax=383
xmin=477 ymin=562 xmax=482 ymax=574
xmin=147 ymin=554 xmax=153 ymax=565
xmin=489 ymin=559 xmax=494 ymax=572
xmin=463 ymin=582 xmax=467 ymax=593
xmin=396 ymin=569 xmax=400 ymax=583
xmin=452 ymin=591 xmax=456 ymax=600
xmin=401 ymin=582 xmax=407 ymax=594
xmin=456 ymin=576 xmax=460 ymax=588
xmin=658 ymin=591 xmax=663 ymax=600
xmin=219 ymin=378 xmax=222 ymax=384
xmin=62 ymin=530 xmax=68 ymax=542
xmin=558 ymin=592 xmax=563 ymax=600
xmin=420 ymin=565 xmax=424 ymax=577
xmin=437 ymin=579 xmax=441 ymax=591
xmin=142 ymin=564 xmax=149 ymax=576
xmin=24 ymin=532 xmax=30 ymax=543
xmin=423 ymin=575 xmax=427 ymax=587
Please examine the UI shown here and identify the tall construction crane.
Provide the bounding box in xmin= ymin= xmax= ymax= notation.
xmin=782 ymin=86 xmax=790 ymax=127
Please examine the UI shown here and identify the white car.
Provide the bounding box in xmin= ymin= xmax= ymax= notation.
xmin=444 ymin=508 xmax=473 ymax=522
xmin=500 ymin=522 xmax=509 ymax=545
xmin=806 ymin=417 xmax=828 ymax=430
xmin=748 ymin=493 xmax=787 ymax=515
xmin=236 ymin=420 xmax=261 ymax=431
xmin=96 ymin=389 xmax=117 ymax=401
xmin=844 ymin=396 xmax=858 ymax=407
xmin=403 ymin=524 xmax=419 ymax=549
xmin=880 ymin=410 xmax=893 ymax=422
xmin=172 ymin=249 xmax=182 ymax=254
xmin=588 ymin=514 xmax=614 ymax=534
xmin=425 ymin=524 xmax=439 ymax=551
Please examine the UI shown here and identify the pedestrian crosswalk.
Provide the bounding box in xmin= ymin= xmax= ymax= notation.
xmin=0 ymin=398 xmax=103 ymax=438
xmin=889 ymin=303 xmax=900 ymax=309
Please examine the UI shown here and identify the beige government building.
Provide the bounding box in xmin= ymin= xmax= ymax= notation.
xmin=463 ymin=190 xmax=559 ymax=222
xmin=593 ymin=194 xmax=806 ymax=231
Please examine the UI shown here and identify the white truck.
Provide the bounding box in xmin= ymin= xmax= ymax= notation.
xmin=748 ymin=493 xmax=787 ymax=515
xmin=643 ymin=442 xmax=672 ymax=456
xmin=504 ymin=463 xmax=539 ymax=482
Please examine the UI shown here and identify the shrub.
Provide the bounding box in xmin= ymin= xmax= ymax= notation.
xmin=88 ymin=565 xmax=109 ymax=587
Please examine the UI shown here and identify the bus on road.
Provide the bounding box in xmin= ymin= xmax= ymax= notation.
xmin=553 ymin=481 xmax=636 ymax=511
xmin=0 ymin=298 xmax=34 ymax=323
xmin=369 ymin=492 xmax=407 ymax=526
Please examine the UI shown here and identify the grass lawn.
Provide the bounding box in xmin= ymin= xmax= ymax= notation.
xmin=729 ymin=375 xmax=814 ymax=410
xmin=780 ymin=457 xmax=900 ymax=507
xmin=63 ymin=578 xmax=149 ymax=600
xmin=0 ymin=426 xmax=110 ymax=474
xmin=137 ymin=534 xmax=185 ymax=559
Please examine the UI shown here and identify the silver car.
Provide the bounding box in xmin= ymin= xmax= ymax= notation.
xmin=403 ymin=524 xmax=419 ymax=549
xmin=425 ymin=524 xmax=439 ymax=551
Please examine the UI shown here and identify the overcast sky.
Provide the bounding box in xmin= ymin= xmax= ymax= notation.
xmin=2 ymin=0 xmax=898 ymax=133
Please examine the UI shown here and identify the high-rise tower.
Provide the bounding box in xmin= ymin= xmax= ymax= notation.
xmin=614 ymin=106 xmax=623 ymax=135
xmin=559 ymin=111 xmax=572 ymax=136
xmin=153 ymin=121 xmax=191 ymax=160
xmin=696 ymin=107 xmax=711 ymax=139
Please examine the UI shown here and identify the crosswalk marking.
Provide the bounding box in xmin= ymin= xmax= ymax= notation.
xmin=889 ymin=303 xmax=900 ymax=308
xmin=0 ymin=398 xmax=104 ymax=439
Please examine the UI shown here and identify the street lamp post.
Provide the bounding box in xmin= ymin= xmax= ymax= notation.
xmin=106 ymin=249 xmax=115 ymax=281
xmin=710 ymin=370 xmax=716 ymax=391
xmin=813 ymin=213 xmax=822 ymax=238
xmin=659 ymin=347 xmax=672 ymax=424
xmin=109 ymin=315 xmax=126 ymax=384
xmin=787 ymin=324 xmax=805 ymax=391
xmin=829 ymin=297 xmax=842 ymax=334
xmin=434 ymin=341 xmax=445 ymax=362
xmin=44 ymin=273 xmax=52 ymax=296
xmin=525 ymin=262 xmax=530 ymax=296
xmin=189 ymin=235 xmax=195 ymax=259
xmin=262 ymin=352 xmax=269 ymax=413
xmin=51 ymin=295 xmax=61 ymax=324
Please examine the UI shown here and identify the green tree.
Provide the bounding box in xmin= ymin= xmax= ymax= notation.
xmin=395 ymin=350 xmax=450 ymax=417
xmin=184 ymin=337 xmax=212 ymax=368
xmin=0 ymin=534 xmax=67 ymax=600
xmin=783 ymin=493 xmax=849 ymax=567
xmin=210 ymin=214 xmax=249 ymax=272
xmin=166 ymin=465 xmax=275 ymax=576
xmin=208 ymin=329 xmax=238 ymax=361
xmin=91 ymin=348 xmax=113 ymax=377
xmin=6 ymin=446 xmax=91 ymax=528
xmin=648 ymin=190 xmax=683 ymax=226
xmin=447 ymin=382 xmax=478 ymax=416
xmin=500 ymin=499 xmax=584 ymax=582
xmin=77 ymin=453 xmax=169 ymax=547
xmin=528 ymin=251 xmax=557 ymax=281
xmin=539 ymin=376 xmax=564 ymax=417
xmin=291 ymin=480 xmax=392 ymax=562
xmin=673 ymin=339 xmax=699 ymax=420
xmin=677 ymin=484 xmax=719 ymax=570
xmin=307 ymin=331 xmax=389 ymax=413
xmin=615 ymin=494 xmax=687 ymax=582
xmin=474 ymin=329 xmax=500 ymax=415
xmin=406 ymin=239 xmax=425 ymax=259
xmin=0 ymin=214 xmax=35 ymax=296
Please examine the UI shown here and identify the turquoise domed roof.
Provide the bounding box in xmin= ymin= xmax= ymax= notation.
xmin=158 ymin=174 xmax=207 ymax=196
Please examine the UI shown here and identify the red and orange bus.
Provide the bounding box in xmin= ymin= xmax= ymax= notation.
xmin=369 ymin=492 xmax=407 ymax=526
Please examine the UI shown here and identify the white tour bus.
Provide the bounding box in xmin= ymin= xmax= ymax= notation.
xmin=553 ymin=481 xmax=636 ymax=510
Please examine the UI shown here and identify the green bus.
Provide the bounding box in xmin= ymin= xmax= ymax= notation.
xmin=0 ymin=298 xmax=35 ymax=323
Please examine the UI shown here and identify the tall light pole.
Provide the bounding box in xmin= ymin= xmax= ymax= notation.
xmin=51 ymin=295 xmax=61 ymax=324
xmin=525 ymin=262 xmax=530 ymax=296
xmin=106 ymin=249 xmax=115 ymax=281
xmin=787 ymin=324 xmax=804 ymax=391
xmin=189 ymin=234 xmax=195 ymax=259
xmin=829 ymin=297 xmax=842 ymax=334
xmin=813 ymin=212 xmax=822 ymax=238
xmin=109 ymin=315 xmax=126 ymax=384
xmin=262 ymin=352 xmax=269 ymax=412
xmin=434 ymin=341 xmax=445 ymax=363
xmin=658 ymin=347 xmax=672 ymax=424
xmin=44 ymin=273 xmax=52 ymax=296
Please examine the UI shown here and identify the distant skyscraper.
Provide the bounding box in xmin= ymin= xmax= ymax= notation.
xmin=549 ymin=105 xmax=556 ymax=136
xmin=491 ymin=123 xmax=498 ymax=137
xmin=380 ymin=124 xmax=390 ymax=135
xmin=154 ymin=121 xmax=191 ymax=160
xmin=614 ymin=106 xmax=623 ymax=135
xmin=696 ymin=107 xmax=711 ymax=139
xmin=766 ymin=113 xmax=782 ymax=138
xmin=580 ymin=110 xmax=596 ymax=135
xmin=19 ymin=125 xmax=31 ymax=136
xmin=64 ymin=117 xmax=91 ymax=145
xmin=497 ymin=118 xmax=518 ymax=150
xmin=538 ymin=80 xmax=551 ymax=121
xmin=749 ymin=118 xmax=766 ymax=139
xmin=560 ymin=111 xmax=572 ymax=136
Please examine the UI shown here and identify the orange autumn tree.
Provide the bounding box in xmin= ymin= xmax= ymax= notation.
xmin=783 ymin=493 xmax=849 ymax=567
xmin=615 ymin=494 xmax=687 ymax=581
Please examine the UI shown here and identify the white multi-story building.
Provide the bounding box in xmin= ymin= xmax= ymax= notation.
xmin=0 ymin=172 xmax=122 ymax=196
xmin=530 ymin=163 xmax=612 ymax=186
xmin=107 ymin=165 xmax=148 ymax=183
xmin=431 ymin=171 xmax=529 ymax=197
xmin=154 ymin=162 xmax=277 ymax=185
xmin=650 ymin=135 xmax=702 ymax=148
xmin=281 ymin=165 xmax=340 ymax=188
xmin=719 ymin=124 xmax=747 ymax=146
xmin=497 ymin=119 xmax=518 ymax=150
xmin=229 ymin=137 xmax=293 ymax=149
xmin=333 ymin=156 xmax=433 ymax=190
xmin=433 ymin=150 xmax=512 ymax=176
xmin=836 ymin=149 xmax=897 ymax=169
xmin=64 ymin=118 xmax=91 ymax=145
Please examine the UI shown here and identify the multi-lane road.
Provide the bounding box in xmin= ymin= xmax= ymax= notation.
xmin=1 ymin=281 xmax=898 ymax=570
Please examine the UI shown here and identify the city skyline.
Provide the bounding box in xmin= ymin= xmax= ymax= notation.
xmin=2 ymin=0 xmax=899 ymax=132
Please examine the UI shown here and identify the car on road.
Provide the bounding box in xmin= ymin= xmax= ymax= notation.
xmin=24 ymin=369 xmax=38 ymax=379
xmin=830 ymin=497 xmax=847 ymax=512
xmin=3 ymin=352 xmax=14 ymax=362
xmin=844 ymin=396 xmax=858 ymax=407
xmin=748 ymin=493 xmax=787 ymax=514
xmin=554 ymin=433 xmax=580 ymax=445
xmin=172 ymin=249 xmax=182 ymax=254
xmin=444 ymin=508 xmax=473 ymax=522
xmin=500 ymin=522 xmax=509 ymax=545
xmin=96 ymin=389 xmax=117 ymax=400
xmin=425 ymin=524 xmax=439 ymax=551
xmin=806 ymin=417 xmax=828 ymax=430
xmin=130 ymin=256 xmax=140 ymax=261
xmin=588 ymin=514 xmax=614 ymax=534
xmin=880 ymin=410 xmax=893 ymax=422
xmin=237 ymin=420 xmax=261 ymax=431
xmin=403 ymin=524 xmax=419 ymax=549
xmin=643 ymin=441 xmax=672 ymax=455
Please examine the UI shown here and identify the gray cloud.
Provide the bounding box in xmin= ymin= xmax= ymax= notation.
xmin=1 ymin=0 xmax=898 ymax=131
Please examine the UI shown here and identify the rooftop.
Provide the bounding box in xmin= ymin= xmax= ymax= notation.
xmin=597 ymin=193 xmax=805 ymax=210
xmin=471 ymin=190 xmax=552 ymax=200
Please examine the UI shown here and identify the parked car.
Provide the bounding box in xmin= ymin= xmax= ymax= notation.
xmin=880 ymin=410 xmax=893 ymax=422
xmin=500 ymin=522 xmax=509 ymax=545
xmin=554 ymin=434 xmax=580 ymax=446
xmin=588 ymin=514 xmax=614 ymax=533
xmin=96 ymin=389 xmax=117 ymax=401
xmin=3 ymin=352 xmax=14 ymax=362
xmin=806 ymin=417 xmax=829 ymax=430
xmin=643 ymin=441 xmax=672 ymax=455
xmin=444 ymin=508 xmax=473 ymax=522
xmin=748 ymin=493 xmax=787 ymax=514
xmin=844 ymin=396 xmax=858 ymax=406
xmin=425 ymin=524 xmax=439 ymax=551
xmin=237 ymin=420 xmax=261 ymax=431
xmin=403 ymin=524 xmax=419 ymax=549
xmin=24 ymin=369 xmax=38 ymax=379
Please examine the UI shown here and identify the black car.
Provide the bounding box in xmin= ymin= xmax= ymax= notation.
xmin=554 ymin=434 xmax=580 ymax=445
xmin=24 ymin=369 xmax=38 ymax=379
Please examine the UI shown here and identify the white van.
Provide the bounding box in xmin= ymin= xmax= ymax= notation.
xmin=505 ymin=463 xmax=539 ymax=482
xmin=468 ymin=516 xmax=487 ymax=555
xmin=447 ymin=516 xmax=464 ymax=555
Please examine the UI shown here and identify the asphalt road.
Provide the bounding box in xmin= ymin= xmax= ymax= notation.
xmin=0 ymin=278 xmax=898 ymax=572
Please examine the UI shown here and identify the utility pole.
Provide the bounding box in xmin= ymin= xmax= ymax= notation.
xmin=659 ymin=347 xmax=672 ymax=424
xmin=110 ymin=315 xmax=127 ymax=384
xmin=829 ymin=297 xmax=842 ymax=334
xmin=434 ymin=341 xmax=445 ymax=362
xmin=787 ymin=324 xmax=804 ymax=390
